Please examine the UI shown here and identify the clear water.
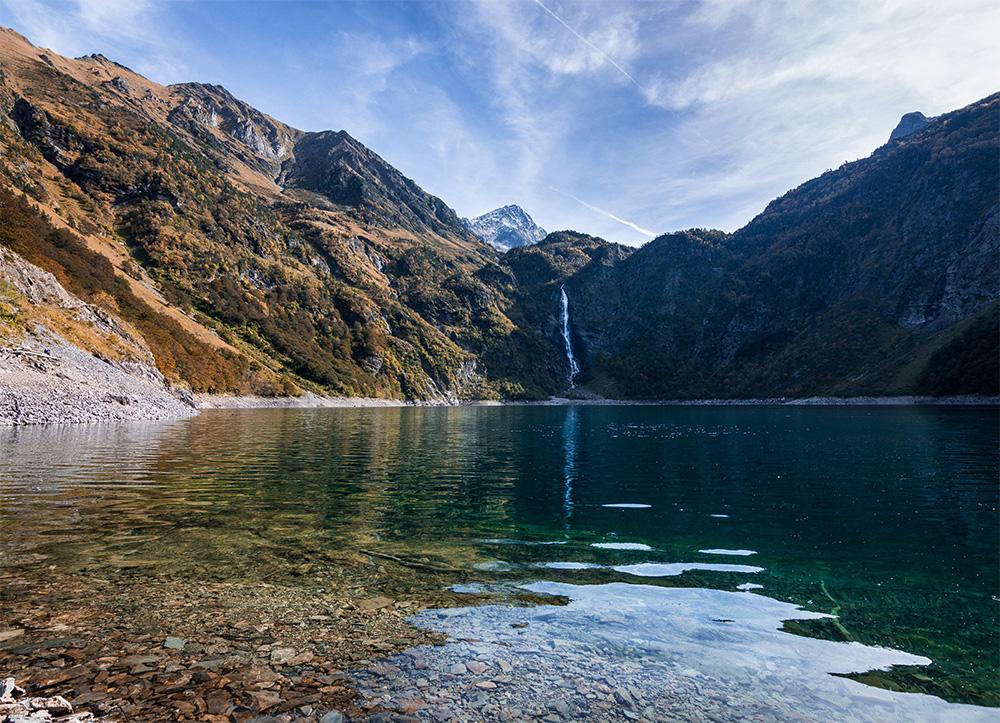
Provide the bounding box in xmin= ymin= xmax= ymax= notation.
xmin=1 ymin=405 xmax=997 ymax=708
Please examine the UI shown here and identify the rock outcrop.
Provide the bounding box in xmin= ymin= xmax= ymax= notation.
xmin=888 ymin=111 xmax=931 ymax=142
xmin=0 ymin=246 xmax=195 ymax=424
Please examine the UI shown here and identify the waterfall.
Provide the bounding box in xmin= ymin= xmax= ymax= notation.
xmin=560 ymin=285 xmax=580 ymax=387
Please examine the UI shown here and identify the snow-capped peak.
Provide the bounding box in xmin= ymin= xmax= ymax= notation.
xmin=464 ymin=204 xmax=547 ymax=251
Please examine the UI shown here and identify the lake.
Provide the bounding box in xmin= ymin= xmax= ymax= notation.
xmin=1 ymin=404 xmax=997 ymax=720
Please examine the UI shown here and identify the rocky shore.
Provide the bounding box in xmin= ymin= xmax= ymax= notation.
xmin=0 ymin=330 xmax=197 ymax=426
xmin=193 ymin=394 xmax=421 ymax=410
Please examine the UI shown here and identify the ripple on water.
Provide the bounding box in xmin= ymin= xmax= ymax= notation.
xmin=539 ymin=562 xmax=603 ymax=570
xmin=602 ymin=503 xmax=651 ymax=509
xmin=700 ymin=549 xmax=757 ymax=556
xmin=614 ymin=562 xmax=765 ymax=577
xmin=591 ymin=542 xmax=653 ymax=551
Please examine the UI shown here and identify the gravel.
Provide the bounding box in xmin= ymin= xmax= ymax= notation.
xmin=0 ymin=329 xmax=197 ymax=426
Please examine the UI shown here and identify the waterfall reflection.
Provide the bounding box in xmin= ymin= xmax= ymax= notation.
xmin=562 ymin=406 xmax=579 ymax=524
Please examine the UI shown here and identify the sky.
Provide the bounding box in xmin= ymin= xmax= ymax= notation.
xmin=1 ymin=0 xmax=998 ymax=246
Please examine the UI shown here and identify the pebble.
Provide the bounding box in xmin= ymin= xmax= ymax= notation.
xmin=270 ymin=648 xmax=299 ymax=665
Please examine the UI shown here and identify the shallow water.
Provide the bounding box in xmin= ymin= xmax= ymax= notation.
xmin=1 ymin=404 xmax=997 ymax=711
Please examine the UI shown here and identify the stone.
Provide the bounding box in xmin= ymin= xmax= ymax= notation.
xmin=448 ymin=663 xmax=467 ymax=675
xmin=270 ymin=648 xmax=298 ymax=665
xmin=1 ymin=677 xmax=24 ymax=700
xmin=356 ymin=596 xmax=394 ymax=612
xmin=28 ymin=696 xmax=73 ymax=715
xmin=0 ymin=629 xmax=25 ymax=643
xmin=371 ymin=662 xmax=399 ymax=677
xmin=247 ymin=689 xmax=283 ymax=711
xmin=204 ymin=690 xmax=232 ymax=716
xmin=467 ymin=661 xmax=487 ymax=675
xmin=164 ymin=636 xmax=185 ymax=650
xmin=319 ymin=712 xmax=345 ymax=723
xmin=288 ymin=651 xmax=315 ymax=666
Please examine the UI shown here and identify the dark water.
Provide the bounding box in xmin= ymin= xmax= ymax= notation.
xmin=1 ymin=405 xmax=997 ymax=711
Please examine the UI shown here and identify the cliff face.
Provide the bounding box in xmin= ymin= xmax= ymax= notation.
xmin=0 ymin=26 xmax=995 ymax=405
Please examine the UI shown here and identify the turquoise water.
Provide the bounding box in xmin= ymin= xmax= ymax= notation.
xmin=1 ymin=404 xmax=997 ymax=708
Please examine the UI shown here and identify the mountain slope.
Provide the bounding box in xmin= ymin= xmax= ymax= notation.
xmin=0 ymin=27 xmax=506 ymax=402
xmin=465 ymin=205 xmax=547 ymax=251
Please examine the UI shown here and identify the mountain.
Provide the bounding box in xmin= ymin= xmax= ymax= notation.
xmin=0 ymin=26 xmax=995 ymax=416
xmin=553 ymin=93 xmax=999 ymax=399
xmin=464 ymin=204 xmax=547 ymax=251
xmin=0 ymin=27 xmax=513 ymax=407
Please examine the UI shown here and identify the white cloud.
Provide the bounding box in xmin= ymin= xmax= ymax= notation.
xmin=626 ymin=0 xmax=1000 ymax=235
xmin=530 ymin=0 xmax=642 ymax=86
xmin=308 ymin=32 xmax=426 ymax=137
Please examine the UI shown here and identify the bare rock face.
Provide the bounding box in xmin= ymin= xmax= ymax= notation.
xmin=888 ymin=111 xmax=931 ymax=142
xmin=0 ymin=246 xmax=83 ymax=309
xmin=281 ymin=130 xmax=477 ymax=242
xmin=167 ymin=82 xmax=302 ymax=177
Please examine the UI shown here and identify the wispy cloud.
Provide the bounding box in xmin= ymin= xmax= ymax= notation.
xmin=531 ymin=0 xmax=643 ymax=90
xmin=549 ymin=187 xmax=655 ymax=238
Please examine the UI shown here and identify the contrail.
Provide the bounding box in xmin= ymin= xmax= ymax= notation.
xmin=532 ymin=0 xmax=643 ymax=90
xmin=549 ymin=187 xmax=656 ymax=238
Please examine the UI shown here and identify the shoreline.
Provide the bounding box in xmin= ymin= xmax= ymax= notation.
xmin=509 ymin=394 xmax=1000 ymax=407
xmin=3 ymin=391 xmax=996 ymax=426
xmin=198 ymin=393 xmax=1000 ymax=411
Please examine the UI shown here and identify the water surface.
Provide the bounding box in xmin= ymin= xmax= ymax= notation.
xmin=1 ymin=405 xmax=997 ymax=711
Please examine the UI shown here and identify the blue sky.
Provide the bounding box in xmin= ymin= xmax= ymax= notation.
xmin=2 ymin=0 xmax=998 ymax=245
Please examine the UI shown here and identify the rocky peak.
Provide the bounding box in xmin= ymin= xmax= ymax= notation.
xmin=167 ymin=82 xmax=301 ymax=177
xmin=282 ymin=129 xmax=475 ymax=241
xmin=888 ymin=111 xmax=931 ymax=142
xmin=464 ymin=204 xmax=547 ymax=251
